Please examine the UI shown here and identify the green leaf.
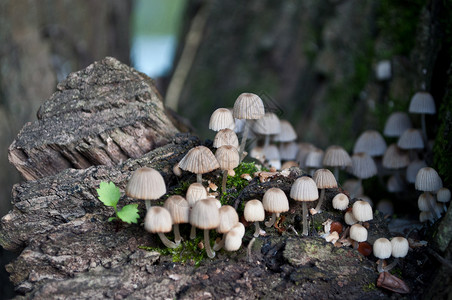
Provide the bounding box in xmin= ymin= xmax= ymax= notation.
xmin=108 ymin=216 xmax=118 ymax=222
xmin=97 ymin=181 xmax=121 ymax=208
xmin=117 ymin=204 xmax=140 ymax=224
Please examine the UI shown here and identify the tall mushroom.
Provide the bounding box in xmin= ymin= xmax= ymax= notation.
xmin=253 ymin=112 xmax=281 ymax=148
xmin=233 ymin=93 xmax=265 ymax=162
xmin=408 ymin=91 xmax=436 ymax=142
xmin=126 ymin=167 xmax=166 ymax=210
xmin=190 ymin=199 xmax=220 ymax=258
xmin=213 ymin=129 xmax=239 ymax=149
xmin=144 ymin=207 xmax=178 ymax=249
xmin=323 ymin=145 xmax=352 ymax=181
xmin=262 ymin=188 xmax=289 ymax=227
xmin=313 ymin=169 xmax=337 ymax=213
xmin=186 ymin=183 xmax=208 ymax=239
xmin=383 ymin=112 xmax=412 ymax=138
xmin=350 ymin=152 xmax=377 ymax=197
xmin=178 ymin=146 xmax=220 ymax=184
xmin=290 ymin=176 xmax=319 ymax=236
xmin=353 ymin=130 xmax=387 ymax=157
xmin=215 ymin=145 xmax=240 ymax=193
xmin=164 ymin=195 xmax=190 ymax=244
xmin=209 ymin=108 xmax=235 ymax=132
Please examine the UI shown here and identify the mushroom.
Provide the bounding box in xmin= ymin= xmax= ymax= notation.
xmin=353 ymin=130 xmax=387 ymax=157
xmin=349 ymin=152 xmax=377 ymax=196
xmin=373 ymin=238 xmax=392 ymax=273
xmin=263 ymin=144 xmax=281 ymax=170
xmin=290 ymin=176 xmax=319 ymax=236
xmin=126 ymin=167 xmax=166 ymax=210
xmin=279 ymin=141 xmax=299 ymax=162
xmin=382 ymin=236 xmax=410 ymax=272
xmin=262 ymin=188 xmax=289 ymax=227
xmin=415 ymin=167 xmax=443 ymax=218
xmin=383 ymin=112 xmax=412 ymax=138
xmin=213 ymin=129 xmax=239 ymax=149
xmin=164 ymin=195 xmax=190 ymax=244
xmin=352 ymin=200 xmax=373 ymax=223
xmin=224 ymin=223 xmax=245 ymax=251
xmin=244 ymin=200 xmax=266 ymax=237
xmin=274 ymin=120 xmax=297 ymax=143
xmin=144 ymin=207 xmax=178 ymax=249
xmin=209 ymin=108 xmax=235 ymax=131
xmin=215 ymin=145 xmax=240 ymax=193
xmin=408 ymin=91 xmax=436 ymax=142
xmin=178 ymin=146 xmax=220 ymax=184
xmin=397 ymin=128 xmax=424 ymax=159
xmin=296 ymin=143 xmax=316 ymax=168
xmin=233 ymin=93 xmax=265 ymax=161
xmin=253 ymin=112 xmax=281 ymax=148
xmin=344 ymin=210 xmax=358 ymax=226
xmin=213 ymin=205 xmax=239 ymax=251
xmin=332 ymin=193 xmax=349 ymax=211
xmin=186 ymin=183 xmax=208 ymax=239
xmin=305 ymin=148 xmax=324 ymax=176
xmin=350 ymin=223 xmax=368 ymax=247
xmin=323 ymin=145 xmax=352 ymax=180
xmin=406 ymin=159 xmax=427 ymax=184
xmin=190 ymin=199 xmax=220 ymax=258
xmin=313 ymin=168 xmax=337 ymax=213
xmin=437 ymin=187 xmax=451 ymax=212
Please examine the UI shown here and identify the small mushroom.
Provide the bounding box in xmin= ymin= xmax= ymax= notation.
xmin=224 ymin=223 xmax=245 ymax=251
xmin=383 ymin=237 xmax=410 ymax=272
xmin=178 ymin=146 xmax=220 ymax=184
xmin=244 ymin=200 xmax=266 ymax=237
xmin=408 ymin=91 xmax=436 ymax=142
xmin=290 ymin=176 xmax=319 ymax=236
xmin=313 ymin=169 xmax=337 ymax=213
xmin=209 ymin=108 xmax=235 ymax=131
xmin=352 ymin=200 xmax=373 ymax=223
xmin=262 ymin=188 xmax=289 ymax=228
xmin=164 ymin=195 xmax=190 ymax=244
xmin=190 ymin=199 xmax=220 ymax=258
xmin=323 ymin=145 xmax=352 ymax=180
xmin=349 ymin=223 xmax=368 ymax=246
xmin=144 ymin=207 xmax=177 ymax=248
xmin=213 ymin=205 xmax=239 ymax=251
xmin=126 ymin=167 xmax=166 ymax=210
xmin=215 ymin=145 xmax=240 ymax=193
xmin=373 ymin=238 xmax=392 ymax=273
xmin=332 ymin=193 xmax=349 ymax=211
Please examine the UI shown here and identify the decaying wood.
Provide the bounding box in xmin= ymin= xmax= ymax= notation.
xmin=8 ymin=57 xmax=179 ymax=181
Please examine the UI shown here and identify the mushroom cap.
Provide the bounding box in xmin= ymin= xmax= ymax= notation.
xmin=382 ymin=144 xmax=409 ymax=169
xmin=409 ymin=91 xmax=436 ymax=114
xmin=352 ymin=200 xmax=373 ymax=222
xmin=144 ymin=207 xmax=173 ymax=233
xmin=373 ymin=238 xmax=392 ymax=259
xmin=353 ymin=130 xmax=387 ymax=157
xmin=332 ymin=193 xmax=349 ymax=211
xmin=231 ymin=222 xmax=246 ymax=238
xmin=215 ymin=145 xmax=240 ymax=171
xmin=290 ymin=176 xmax=319 ymax=201
xmin=406 ymin=159 xmax=427 ymax=184
xmin=305 ymin=149 xmax=324 ymax=169
xmin=186 ymin=183 xmax=207 ymax=207
xmin=323 ymin=145 xmax=352 ymax=167
xmin=274 ymin=120 xmax=297 ymax=142
xmin=376 ymin=199 xmax=394 ymax=216
xmin=296 ymin=143 xmax=317 ymax=168
xmin=244 ymin=200 xmax=265 ymax=222
xmin=233 ymin=93 xmax=265 ymax=120
xmin=343 ymin=179 xmax=363 ymax=196
xmin=279 ymin=142 xmax=299 ymax=161
xmin=344 ymin=211 xmax=358 ymax=225
xmin=126 ymin=167 xmax=166 ymax=200
xmin=263 ymin=144 xmax=280 ymax=160
xmin=253 ymin=112 xmax=281 ymax=135
xmin=209 ymin=108 xmax=235 ymax=131
xmin=164 ymin=195 xmax=190 ymax=224
xmin=356 ymin=195 xmax=373 ymax=207
xmin=350 ymin=152 xmax=378 ymax=179
xmin=190 ymin=199 xmax=220 ymax=230
xmin=179 ymin=146 xmax=220 ymax=175
xmin=437 ymin=187 xmax=451 ymax=203
xmin=250 ymin=146 xmax=265 ymax=162
xmin=350 ymin=224 xmax=368 ymax=242
xmin=313 ymin=168 xmax=338 ymax=189
xmin=397 ymin=128 xmax=424 ymax=150
xmin=415 ymin=167 xmax=443 ymax=192
xmin=224 ymin=229 xmax=243 ymax=251
xmin=384 ymin=112 xmax=412 ymax=137
xmin=262 ymin=188 xmax=289 ymax=213
xmin=386 ymin=175 xmax=404 ymax=193
xmin=213 ymin=129 xmax=239 ymax=148
xmin=217 ymin=205 xmax=239 ymax=234
xmin=418 ymin=192 xmax=434 ymax=212
xmin=419 ymin=211 xmax=434 ymax=223
xmin=391 ymin=237 xmax=409 ymax=258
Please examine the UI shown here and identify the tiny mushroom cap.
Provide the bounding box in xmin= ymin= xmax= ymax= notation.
xmin=313 ymin=168 xmax=338 ymax=189
xmin=274 ymin=120 xmax=297 ymax=142
xmin=215 ymin=145 xmax=240 ymax=171
xmin=126 ymin=167 xmax=166 ymax=200
xmin=391 ymin=237 xmax=409 ymax=258
xmin=397 ymin=128 xmax=424 ymax=150
xmin=244 ymin=200 xmax=265 ymax=222
xmin=305 ymin=148 xmax=324 ymax=169
xmin=213 ymin=129 xmax=239 ymax=148
xmin=437 ymin=187 xmax=451 ymax=204
xmin=344 ymin=211 xmax=358 ymax=225
xmin=419 ymin=211 xmax=434 ymax=222
xmin=190 ymin=199 xmax=220 ymax=230
xmin=387 ymin=175 xmax=404 ymax=193
xmin=415 ymin=167 xmax=443 ymax=192
xmin=262 ymin=188 xmax=289 ymax=214
xmin=350 ymin=152 xmax=378 ymax=179
xmin=250 ymin=146 xmax=265 ymax=162
xmin=186 ymin=183 xmax=207 ymax=207
xmin=224 ymin=229 xmax=243 ymax=251
xmin=164 ymin=195 xmax=190 ymax=224
xmin=373 ymin=238 xmax=392 ymax=259
xmin=233 ymin=93 xmax=265 ymax=120
xmin=409 ymin=91 xmax=436 ymax=114
xmin=263 ymin=145 xmax=281 ymax=161
xmin=350 ymin=223 xmax=368 ymax=242
xmin=384 ymin=112 xmax=412 ymax=137
xmin=382 ymin=144 xmax=410 ymax=169
xmin=332 ymin=193 xmax=349 ymax=211
xmin=323 ymin=145 xmax=352 ymax=167
xmin=290 ymin=176 xmax=319 ymax=201
xmin=279 ymin=142 xmax=299 ymax=161
xmin=253 ymin=112 xmax=281 ymax=135
xmin=209 ymin=108 xmax=235 ymax=131
xmin=144 ymin=207 xmax=173 ymax=233
xmin=217 ymin=205 xmax=239 ymax=234
xmin=352 ymin=200 xmax=373 ymax=222
xmin=296 ymin=143 xmax=317 ymax=168
xmin=179 ymin=146 xmax=220 ymax=175
xmin=418 ymin=192 xmax=434 ymax=212
xmin=406 ymin=159 xmax=428 ymax=184
xmin=343 ymin=179 xmax=364 ymax=196
xmin=353 ymin=130 xmax=387 ymax=157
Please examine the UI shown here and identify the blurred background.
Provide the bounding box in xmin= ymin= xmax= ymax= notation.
xmin=1 ymin=0 xmax=451 ymax=297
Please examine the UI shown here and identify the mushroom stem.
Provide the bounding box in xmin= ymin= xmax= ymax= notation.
xmin=213 ymin=235 xmax=225 ymax=251
xmin=421 ymin=113 xmax=427 ymax=142
xmin=333 ymin=167 xmax=339 ymax=181
xmin=265 ymin=213 xmax=277 ymax=228
xmin=157 ymin=232 xmax=178 ymax=249
xmin=204 ymin=229 xmax=215 ymax=258
xmin=314 ymin=189 xmax=326 ymax=212
xmin=425 ymin=192 xmax=441 ymax=219
xmin=253 ymin=221 xmax=262 ymax=237
xmin=350 ymin=178 xmax=362 ymax=199
xmin=145 ymin=200 xmax=151 ymax=211
xmin=302 ymin=202 xmax=309 ymax=236
xmin=173 ymin=224 xmax=182 ymax=245
xmin=190 ymin=225 xmax=197 ymax=239
xmin=196 ymin=173 xmax=202 ymax=184
xmin=222 ymin=170 xmax=228 ymax=193
xmin=264 ymin=135 xmax=270 ymax=148
xmin=239 ymin=120 xmax=250 ymax=162
xmin=383 ymin=258 xmax=399 ymax=272
xmin=377 ymin=259 xmax=386 ymax=273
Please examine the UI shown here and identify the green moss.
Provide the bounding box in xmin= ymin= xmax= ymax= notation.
xmin=389 ymin=267 xmax=403 ymax=278
xmin=172 ymin=180 xmax=191 ymax=196
xmin=219 ymin=162 xmax=260 ymax=206
xmin=363 ymin=282 xmax=377 ymax=292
